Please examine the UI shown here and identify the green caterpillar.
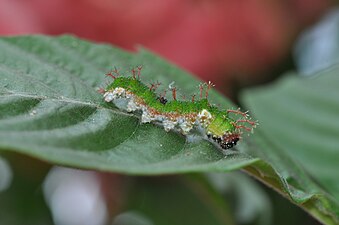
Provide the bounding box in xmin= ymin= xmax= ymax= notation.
xmin=101 ymin=67 xmax=257 ymax=150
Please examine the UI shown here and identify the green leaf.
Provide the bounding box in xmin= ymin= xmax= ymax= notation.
xmin=241 ymin=67 xmax=339 ymax=224
xmin=0 ymin=35 xmax=338 ymax=224
xmin=0 ymin=35 xmax=257 ymax=174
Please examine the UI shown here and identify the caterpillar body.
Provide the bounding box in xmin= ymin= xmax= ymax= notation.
xmin=101 ymin=67 xmax=257 ymax=150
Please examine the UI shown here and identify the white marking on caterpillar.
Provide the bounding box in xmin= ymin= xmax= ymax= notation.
xmin=197 ymin=109 xmax=212 ymax=127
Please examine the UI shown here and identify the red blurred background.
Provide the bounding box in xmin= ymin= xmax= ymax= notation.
xmin=0 ymin=0 xmax=333 ymax=96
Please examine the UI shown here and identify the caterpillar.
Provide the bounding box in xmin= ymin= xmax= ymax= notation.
xmin=100 ymin=66 xmax=257 ymax=150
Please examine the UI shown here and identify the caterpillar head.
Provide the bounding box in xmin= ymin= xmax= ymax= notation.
xmin=220 ymin=132 xmax=240 ymax=149
xmin=207 ymin=132 xmax=240 ymax=149
xmin=203 ymin=111 xmax=238 ymax=149
xmin=206 ymin=108 xmax=257 ymax=150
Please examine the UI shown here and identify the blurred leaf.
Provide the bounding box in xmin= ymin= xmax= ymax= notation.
xmin=124 ymin=175 xmax=235 ymax=225
xmin=0 ymin=35 xmax=338 ymax=224
xmin=207 ymin=172 xmax=272 ymax=225
xmin=242 ymin=66 xmax=339 ymax=224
